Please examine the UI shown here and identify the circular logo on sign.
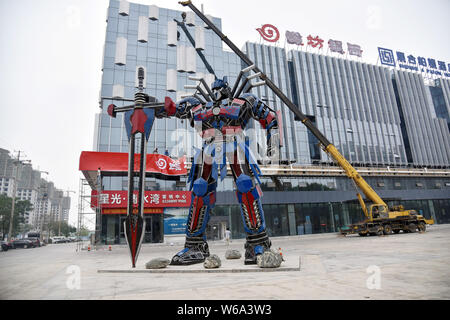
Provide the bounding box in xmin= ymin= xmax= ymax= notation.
xmin=256 ymin=24 xmax=280 ymax=42
xmin=156 ymin=158 xmax=167 ymax=170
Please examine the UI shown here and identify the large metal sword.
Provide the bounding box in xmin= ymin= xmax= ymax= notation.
xmin=104 ymin=68 xmax=165 ymax=267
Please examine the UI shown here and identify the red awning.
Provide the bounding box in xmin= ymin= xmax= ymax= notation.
xmin=79 ymin=151 xmax=188 ymax=188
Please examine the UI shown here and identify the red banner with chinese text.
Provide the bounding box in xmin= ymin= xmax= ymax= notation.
xmin=91 ymin=190 xmax=192 ymax=213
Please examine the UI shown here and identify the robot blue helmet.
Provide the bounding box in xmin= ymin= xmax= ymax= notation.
xmin=211 ymin=76 xmax=228 ymax=90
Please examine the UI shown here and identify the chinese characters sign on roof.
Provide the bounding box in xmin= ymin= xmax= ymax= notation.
xmin=307 ymin=35 xmax=324 ymax=49
xmin=256 ymin=24 xmax=363 ymax=57
xmin=378 ymin=47 xmax=450 ymax=78
xmin=286 ymin=31 xmax=303 ymax=46
xmin=347 ymin=43 xmax=363 ymax=57
xmin=256 ymin=24 xmax=280 ymax=42
xmin=328 ymin=39 xmax=344 ymax=54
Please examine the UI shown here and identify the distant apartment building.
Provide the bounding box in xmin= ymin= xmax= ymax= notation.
xmin=0 ymin=148 xmax=71 ymax=231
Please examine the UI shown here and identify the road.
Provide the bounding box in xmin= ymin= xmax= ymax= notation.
xmin=1 ymin=224 xmax=449 ymax=300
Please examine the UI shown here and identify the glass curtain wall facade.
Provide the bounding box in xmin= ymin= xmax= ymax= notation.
xmin=393 ymin=70 xmax=450 ymax=166
xmin=94 ymin=0 xmax=450 ymax=242
xmin=289 ymin=50 xmax=408 ymax=166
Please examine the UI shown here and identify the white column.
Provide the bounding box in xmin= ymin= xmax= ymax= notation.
xmin=167 ymin=69 xmax=177 ymax=92
xmin=177 ymin=45 xmax=186 ymax=72
xmin=186 ymin=46 xmax=196 ymax=74
xmin=149 ymin=5 xmax=159 ymax=20
xmin=195 ymin=26 xmax=205 ymax=51
xmin=114 ymin=37 xmax=127 ymax=66
xmin=168 ymin=21 xmax=178 ymax=47
xmin=138 ymin=16 xmax=148 ymax=43
xmin=185 ymin=11 xmax=196 ymax=26
xmin=119 ymin=0 xmax=129 ymax=16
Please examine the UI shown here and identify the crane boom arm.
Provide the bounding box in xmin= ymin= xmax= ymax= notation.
xmin=179 ymin=0 xmax=387 ymax=207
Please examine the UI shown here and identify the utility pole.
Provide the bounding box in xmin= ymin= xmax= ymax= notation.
xmin=58 ymin=189 xmax=75 ymax=236
xmin=8 ymin=151 xmax=31 ymax=241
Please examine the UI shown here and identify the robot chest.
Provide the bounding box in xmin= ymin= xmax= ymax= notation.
xmin=192 ymin=100 xmax=244 ymax=122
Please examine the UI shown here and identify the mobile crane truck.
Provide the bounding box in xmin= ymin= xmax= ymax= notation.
xmin=178 ymin=1 xmax=435 ymax=237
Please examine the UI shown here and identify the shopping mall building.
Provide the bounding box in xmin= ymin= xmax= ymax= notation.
xmin=79 ymin=0 xmax=450 ymax=244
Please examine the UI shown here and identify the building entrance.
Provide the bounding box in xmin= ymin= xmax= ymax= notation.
xmin=144 ymin=215 xmax=163 ymax=243
xmin=116 ymin=214 xmax=163 ymax=244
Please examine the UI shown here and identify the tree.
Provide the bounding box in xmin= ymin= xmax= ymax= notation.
xmin=0 ymin=194 xmax=33 ymax=239
xmin=47 ymin=221 xmax=76 ymax=237
xmin=77 ymin=225 xmax=90 ymax=237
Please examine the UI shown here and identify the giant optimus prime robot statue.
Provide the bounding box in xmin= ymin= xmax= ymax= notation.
xmin=105 ymin=2 xmax=283 ymax=268
xmin=156 ymin=74 xmax=282 ymax=266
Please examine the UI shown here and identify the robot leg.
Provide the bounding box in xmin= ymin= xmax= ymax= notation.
xmin=171 ymin=161 xmax=216 ymax=265
xmin=233 ymin=168 xmax=272 ymax=265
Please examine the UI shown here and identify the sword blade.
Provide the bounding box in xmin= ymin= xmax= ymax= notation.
xmin=123 ymin=214 xmax=145 ymax=268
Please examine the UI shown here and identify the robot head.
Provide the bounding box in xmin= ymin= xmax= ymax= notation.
xmin=211 ymin=76 xmax=232 ymax=100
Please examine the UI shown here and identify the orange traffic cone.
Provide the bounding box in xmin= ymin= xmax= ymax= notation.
xmin=278 ymin=247 xmax=285 ymax=261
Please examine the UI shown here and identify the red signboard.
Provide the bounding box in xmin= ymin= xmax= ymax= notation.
xmin=79 ymin=152 xmax=187 ymax=176
xmin=91 ymin=190 xmax=192 ymax=211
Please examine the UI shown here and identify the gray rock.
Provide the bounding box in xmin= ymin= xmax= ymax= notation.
xmin=145 ymin=258 xmax=170 ymax=269
xmin=257 ymin=250 xmax=283 ymax=268
xmin=225 ymin=249 xmax=241 ymax=259
xmin=204 ymin=254 xmax=221 ymax=269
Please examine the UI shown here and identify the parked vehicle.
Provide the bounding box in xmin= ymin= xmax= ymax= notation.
xmin=11 ymin=239 xmax=34 ymax=249
xmin=5 ymin=241 xmax=14 ymax=249
xmin=26 ymin=237 xmax=41 ymax=247
xmin=27 ymin=232 xmax=40 ymax=238
xmin=51 ymin=236 xmax=66 ymax=244
xmin=1 ymin=241 xmax=8 ymax=252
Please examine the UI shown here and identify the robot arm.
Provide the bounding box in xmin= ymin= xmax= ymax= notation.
xmin=156 ymin=96 xmax=201 ymax=121
xmin=241 ymin=93 xmax=280 ymax=159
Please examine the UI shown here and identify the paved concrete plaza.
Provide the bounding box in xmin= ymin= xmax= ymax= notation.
xmin=1 ymin=224 xmax=449 ymax=300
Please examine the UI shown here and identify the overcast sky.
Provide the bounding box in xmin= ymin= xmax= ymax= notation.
xmin=0 ymin=0 xmax=449 ymax=228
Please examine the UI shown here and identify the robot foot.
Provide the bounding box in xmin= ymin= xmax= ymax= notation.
xmin=170 ymin=236 xmax=210 ymax=266
xmin=244 ymin=231 xmax=271 ymax=265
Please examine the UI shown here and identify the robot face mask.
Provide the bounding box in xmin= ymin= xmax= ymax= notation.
xmin=211 ymin=77 xmax=231 ymax=101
